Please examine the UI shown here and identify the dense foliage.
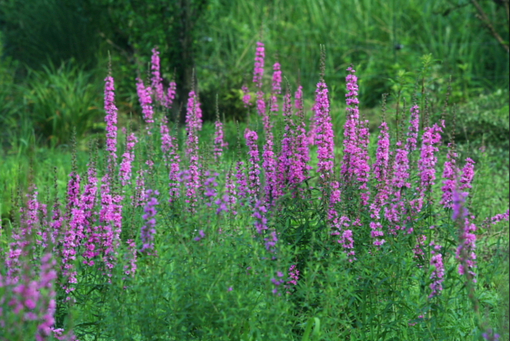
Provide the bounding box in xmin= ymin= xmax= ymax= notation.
xmin=0 ymin=44 xmax=508 ymax=340
xmin=0 ymin=0 xmax=509 ymax=147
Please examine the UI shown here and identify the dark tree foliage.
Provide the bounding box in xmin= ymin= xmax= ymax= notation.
xmin=91 ymin=0 xmax=210 ymax=123
xmin=0 ymin=0 xmax=101 ymax=72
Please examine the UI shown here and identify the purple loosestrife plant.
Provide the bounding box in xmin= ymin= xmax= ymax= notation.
xmin=482 ymin=329 xmax=501 ymax=341
xmin=276 ymin=91 xmax=295 ymax=198
xmin=119 ymin=132 xmax=138 ymax=187
xmin=225 ymin=169 xmax=238 ymax=215
xmin=290 ymin=85 xmax=312 ymax=187
xmin=136 ymin=78 xmax=155 ymax=132
xmin=184 ymin=91 xmax=202 ymax=211
xmin=428 ymin=242 xmax=445 ymax=298
xmin=26 ymin=186 xmax=41 ymax=246
xmin=6 ymin=220 xmax=25 ymax=284
xmin=203 ymin=171 xmax=220 ymax=207
xmin=287 ymin=265 xmax=299 ymax=287
xmin=417 ymin=123 xmax=443 ymax=201
xmin=489 ymin=209 xmax=510 ymax=224
xmin=159 ymin=117 xmax=181 ymax=203
xmin=312 ymin=79 xmax=334 ymax=187
xmin=245 ymin=129 xmax=261 ymax=205
xmin=357 ymin=117 xmax=371 ymax=206
xmin=160 ymin=116 xmax=173 ymax=165
xmin=36 ymin=253 xmax=58 ymax=340
xmin=385 ymin=140 xmax=411 ymax=231
xmin=369 ymin=121 xmax=391 ymax=245
xmin=440 ymin=144 xmax=458 ymax=209
xmin=270 ymin=62 xmax=282 ymax=113
xmin=133 ymin=168 xmax=147 ymax=208
xmin=37 ymin=203 xmax=49 ymax=249
xmin=253 ymin=42 xmax=264 ymax=87
xmin=213 ymin=118 xmax=228 ymax=162
xmin=342 ymin=67 xmax=361 ymax=182
xmin=252 ymin=199 xmax=268 ymax=234
xmin=1 ymin=252 xmax=56 ymax=338
xmin=257 ymin=62 xmax=278 ymax=204
xmin=406 ymin=105 xmax=420 ymax=153
xmin=104 ymin=74 xmax=118 ymax=160
xmin=61 ymin=171 xmax=83 ymax=295
xmin=264 ymin=229 xmax=278 ymax=253
xmin=151 ymin=47 xmax=167 ymax=108
xmin=242 ymin=84 xmax=251 ymax=107
xmin=253 ymin=42 xmax=266 ymax=116
xmin=452 ymin=188 xmax=477 ymax=282
xmin=140 ymin=189 xmax=159 ymax=253
xmin=124 ymin=239 xmax=137 ymax=278
xmin=194 ymin=230 xmax=205 ymax=242
xmin=459 ymin=158 xmax=475 ymax=196
xmin=271 ymin=271 xmax=285 ymax=295
xmin=343 ymin=67 xmax=370 ymax=204
xmin=235 ymin=160 xmax=248 ymax=204
xmin=167 ymin=81 xmax=177 ymax=106
xmin=98 ymin=178 xmax=123 ymax=276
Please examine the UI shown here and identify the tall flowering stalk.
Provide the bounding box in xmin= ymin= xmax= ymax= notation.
xmin=260 ymin=61 xmax=278 ymax=204
xmin=119 ymin=132 xmax=138 ymax=187
xmin=151 ymin=47 xmax=167 ymax=107
xmin=343 ymin=66 xmax=370 ymax=204
xmin=213 ymin=113 xmax=228 ymax=162
xmin=453 ymin=189 xmax=477 ymax=283
xmin=406 ymin=105 xmax=420 ymax=153
xmin=160 ymin=116 xmax=173 ymax=165
xmin=104 ymin=74 xmax=118 ymax=161
xmin=136 ymin=78 xmax=155 ymax=131
xmin=82 ymin=161 xmax=100 ymax=267
xmin=313 ymin=79 xmax=334 ymax=187
xmin=140 ymin=189 xmax=159 ymax=253
xmin=6 ymin=206 xmax=29 ymax=284
xmin=253 ymin=42 xmax=266 ymax=116
xmin=428 ymin=242 xmax=445 ymax=298
xmin=100 ymin=73 xmax=123 ymax=275
xmin=369 ymin=121 xmax=391 ymax=246
xmin=342 ymin=66 xmax=361 ymax=182
xmin=225 ymin=169 xmax=238 ymax=215
xmin=459 ymin=158 xmax=475 ymax=196
xmin=270 ymin=62 xmax=282 ymax=113
xmin=245 ymin=129 xmax=261 ymax=205
xmin=185 ymin=91 xmax=202 ymax=211
xmin=385 ymin=140 xmax=410 ymax=231
xmin=167 ymin=81 xmax=177 ymax=106
xmin=235 ymin=159 xmax=248 ymax=204
xmin=291 ymin=85 xmax=311 ymax=187
xmin=160 ymin=117 xmax=181 ymax=203
xmin=62 ymin=169 xmax=83 ymax=295
xmin=357 ymin=116 xmax=371 ymax=206
xmin=415 ymin=123 xmax=443 ymax=210
xmin=98 ymin=181 xmax=123 ymax=277
xmin=440 ymin=144 xmax=458 ymax=209
xmin=277 ymin=90 xmax=295 ymax=197
xmin=124 ymin=239 xmax=137 ymax=278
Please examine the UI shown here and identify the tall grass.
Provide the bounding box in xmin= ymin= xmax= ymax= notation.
xmin=201 ymin=0 xmax=508 ymax=108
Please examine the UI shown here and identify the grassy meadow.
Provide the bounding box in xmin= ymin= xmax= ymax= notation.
xmin=0 ymin=1 xmax=509 ymax=340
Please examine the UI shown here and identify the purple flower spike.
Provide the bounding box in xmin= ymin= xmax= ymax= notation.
xmin=140 ymin=190 xmax=159 ymax=253
xmin=104 ymin=74 xmax=118 ymax=159
xmin=313 ymin=80 xmax=334 ymax=185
